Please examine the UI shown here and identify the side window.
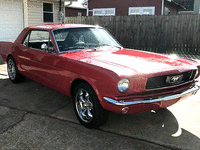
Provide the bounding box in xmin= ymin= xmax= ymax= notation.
xmin=29 ymin=30 xmax=49 ymax=44
xmin=23 ymin=32 xmax=30 ymax=47
xmin=23 ymin=30 xmax=55 ymax=53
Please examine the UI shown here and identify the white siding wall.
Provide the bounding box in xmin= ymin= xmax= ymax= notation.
xmin=0 ymin=0 xmax=64 ymax=41
xmin=27 ymin=0 xmax=64 ymax=26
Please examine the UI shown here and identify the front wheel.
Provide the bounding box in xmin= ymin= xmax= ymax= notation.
xmin=7 ymin=56 xmax=24 ymax=83
xmin=73 ymin=82 xmax=108 ymax=128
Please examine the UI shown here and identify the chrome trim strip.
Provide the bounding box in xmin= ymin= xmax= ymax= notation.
xmin=51 ymin=30 xmax=60 ymax=53
xmin=103 ymin=85 xmax=200 ymax=106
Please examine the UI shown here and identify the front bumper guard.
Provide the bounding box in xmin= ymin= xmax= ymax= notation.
xmin=103 ymin=85 xmax=200 ymax=106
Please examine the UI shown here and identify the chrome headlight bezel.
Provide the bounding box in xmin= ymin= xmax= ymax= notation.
xmin=195 ymin=69 xmax=199 ymax=79
xmin=117 ymin=78 xmax=130 ymax=93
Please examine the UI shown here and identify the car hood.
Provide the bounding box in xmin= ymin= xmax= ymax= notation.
xmin=62 ymin=48 xmax=198 ymax=77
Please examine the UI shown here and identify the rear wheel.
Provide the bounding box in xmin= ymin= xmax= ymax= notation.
xmin=73 ymin=82 xmax=108 ymax=128
xmin=7 ymin=56 xmax=24 ymax=83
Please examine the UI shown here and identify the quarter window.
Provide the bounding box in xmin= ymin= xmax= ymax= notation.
xmin=43 ymin=2 xmax=53 ymax=22
xmin=129 ymin=7 xmax=155 ymax=15
xmin=23 ymin=33 xmax=30 ymax=47
xmin=93 ymin=8 xmax=115 ymax=16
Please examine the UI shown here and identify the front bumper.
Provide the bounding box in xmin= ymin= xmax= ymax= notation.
xmin=103 ymin=85 xmax=199 ymax=106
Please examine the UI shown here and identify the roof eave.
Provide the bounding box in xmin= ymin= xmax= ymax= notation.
xmin=167 ymin=0 xmax=186 ymax=9
xmin=82 ymin=0 xmax=88 ymax=5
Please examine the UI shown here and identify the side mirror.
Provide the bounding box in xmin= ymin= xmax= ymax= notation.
xmin=41 ymin=43 xmax=47 ymax=51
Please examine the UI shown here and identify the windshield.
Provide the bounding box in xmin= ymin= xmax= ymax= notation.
xmin=53 ymin=27 xmax=122 ymax=52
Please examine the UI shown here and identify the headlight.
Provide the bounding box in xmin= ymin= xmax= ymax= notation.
xmin=118 ymin=78 xmax=130 ymax=93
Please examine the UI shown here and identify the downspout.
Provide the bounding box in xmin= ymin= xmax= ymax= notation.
xmin=81 ymin=0 xmax=90 ymax=16
xmin=86 ymin=1 xmax=89 ymax=16
xmin=59 ymin=0 xmax=63 ymax=23
xmin=87 ymin=5 xmax=89 ymax=16
xmin=161 ymin=0 xmax=164 ymax=15
xmin=82 ymin=0 xmax=89 ymax=16
xmin=59 ymin=0 xmax=61 ymax=12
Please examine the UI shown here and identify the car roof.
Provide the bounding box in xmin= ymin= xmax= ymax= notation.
xmin=27 ymin=24 xmax=99 ymax=30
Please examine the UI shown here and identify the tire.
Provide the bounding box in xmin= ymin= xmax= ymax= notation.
xmin=7 ymin=56 xmax=25 ymax=83
xmin=73 ymin=82 xmax=108 ymax=128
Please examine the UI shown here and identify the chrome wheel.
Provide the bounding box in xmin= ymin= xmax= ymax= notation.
xmin=7 ymin=58 xmax=16 ymax=81
xmin=75 ymin=88 xmax=93 ymax=123
xmin=73 ymin=82 xmax=108 ymax=128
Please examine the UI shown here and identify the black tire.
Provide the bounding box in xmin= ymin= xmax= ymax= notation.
xmin=7 ymin=56 xmax=25 ymax=83
xmin=73 ymin=82 xmax=108 ymax=128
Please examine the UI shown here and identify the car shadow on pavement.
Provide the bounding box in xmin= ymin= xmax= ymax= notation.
xmin=0 ymin=77 xmax=200 ymax=150
xmin=100 ymin=109 xmax=200 ymax=150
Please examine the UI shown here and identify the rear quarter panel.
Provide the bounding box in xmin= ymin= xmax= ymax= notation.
xmin=0 ymin=41 xmax=15 ymax=63
xmin=0 ymin=27 xmax=29 ymax=63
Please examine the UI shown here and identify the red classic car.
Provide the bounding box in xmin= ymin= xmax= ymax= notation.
xmin=0 ymin=24 xmax=199 ymax=128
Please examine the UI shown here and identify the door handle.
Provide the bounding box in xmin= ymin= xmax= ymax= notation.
xmin=22 ymin=49 xmax=27 ymax=51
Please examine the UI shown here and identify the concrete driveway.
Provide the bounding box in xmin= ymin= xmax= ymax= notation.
xmin=0 ymin=56 xmax=200 ymax=150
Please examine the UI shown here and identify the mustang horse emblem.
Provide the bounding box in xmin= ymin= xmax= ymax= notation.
xmin=166 ymin=75 xmax=184 ymax=84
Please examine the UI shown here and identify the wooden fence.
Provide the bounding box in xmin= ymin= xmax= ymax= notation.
xmin=65 ymin=15 xmax=200 ymax=55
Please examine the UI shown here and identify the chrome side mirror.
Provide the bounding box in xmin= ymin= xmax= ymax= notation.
xmin=41 ymin=43 xmax=47 ymax=51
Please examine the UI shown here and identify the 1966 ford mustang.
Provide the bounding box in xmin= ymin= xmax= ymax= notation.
xmin=0 ymin=24 xmax=199 ymax=128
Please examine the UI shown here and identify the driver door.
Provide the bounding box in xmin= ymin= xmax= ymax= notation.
xmin=18 ymin=30 xmax=60 ymax=87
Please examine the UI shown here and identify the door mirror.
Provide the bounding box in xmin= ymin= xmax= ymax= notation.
xmin=41 ymin=43 xmax=47 ymax=51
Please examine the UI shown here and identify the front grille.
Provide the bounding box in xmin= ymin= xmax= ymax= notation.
xmin=146 ymin=70 xmax=197 ymax=90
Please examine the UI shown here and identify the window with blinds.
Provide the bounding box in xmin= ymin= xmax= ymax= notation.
xmin=93 ymin=8 xmax=115 ymax=16
xmin=129 ymin=7 xmax=155 ymax=15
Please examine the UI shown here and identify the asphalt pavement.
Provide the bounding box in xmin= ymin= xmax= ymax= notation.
xmin=0 ymin=55 xmax=200 ymax=150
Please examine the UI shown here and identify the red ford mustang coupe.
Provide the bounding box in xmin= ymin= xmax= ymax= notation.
xmin=0 ymin=24 xmax=199 ymax=128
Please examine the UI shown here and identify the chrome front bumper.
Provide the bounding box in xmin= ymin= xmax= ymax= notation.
xmin=103 ymin=85 xmax=200 ymax=106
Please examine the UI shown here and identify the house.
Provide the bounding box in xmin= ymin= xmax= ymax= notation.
xmin=65 ymin=6 xmax=87 ymax=16
xmin=167 ymin=0 xmax=200 ymax=14
xmin=173 ymin=0 xmax=194 ymax=14
xmin=65 ymin=1 xmax=87 ymax=17
xmin=0 ymin=0 xmax=76 ymax=41
xmin=82 ymin=0 xmax=184 ymax=16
